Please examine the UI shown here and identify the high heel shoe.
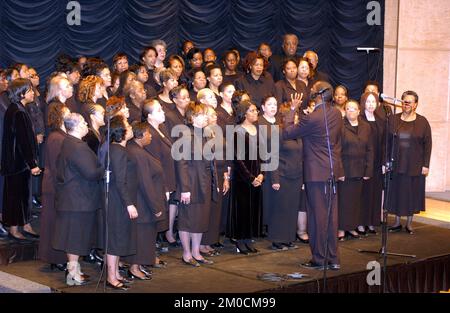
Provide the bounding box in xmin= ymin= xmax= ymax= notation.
xmin=235 ymin=242 xmax=249 ymax=255
xmin=296 ymin=234 xmax=309 ymax=244
xmin=405 ymin=226 xmax=414 ymax=234
xmin=192 ymin=256 xmax=214 ymax=265
xmin=345 ymin=231 xmax=360 ymax=239
xmin=127 ymin=269 xmax=152 ymax=280
xmin=181 ymin=257 xmax=200 ymax=267
xmin=65 ymin=271 xmax=90 ymax=286
xmin=245 ymin=243 xmax=258 ymax=253
xmin=106 ymin=281 xmax=130 ymax=290
xmin=50 ymin=263 xmax=67 ymax=272
xmin=388 ymin=225 xmax=402 ymax=233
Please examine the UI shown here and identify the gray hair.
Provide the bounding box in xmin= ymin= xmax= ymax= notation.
xmin=150 ymin=39 xmax=167 ymax=49
xmin=64 ymin=113 xmax=84 ymax=133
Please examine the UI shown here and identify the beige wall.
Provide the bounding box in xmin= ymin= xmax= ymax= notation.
xmin=384 ymin=0 xmax=450 ymax=191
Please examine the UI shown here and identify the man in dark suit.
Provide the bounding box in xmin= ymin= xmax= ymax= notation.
xmin=283 ymin=81 xmax=344 ymax=270
xmin=303 ymin=50 xmax=330 ymax=83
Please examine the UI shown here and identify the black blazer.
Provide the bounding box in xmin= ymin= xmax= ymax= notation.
xmin=55 ymin=134 xmax=104 ymax=213
xmin=283 ymin=103 xmax=344 ymax=182
xmin=42 ymin=130 xmax=66 ymax=195
xmin=1 ymin=102 xmax=38 ymax=175
xmin=340 ymin=118 xmax=374 ymax=178
xmin=275 ymin=79 xmax=308 ymax=109
xmin=234 ymin=73 xmax=276 ymax=109
xmin=126 ymin=140 xmax=165 ymax=224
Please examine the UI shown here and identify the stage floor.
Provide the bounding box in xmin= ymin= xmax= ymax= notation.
xmin=1 ymin=216 xmax=450 ymax=293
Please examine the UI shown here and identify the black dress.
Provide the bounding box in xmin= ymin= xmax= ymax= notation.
xmin=52 ymin=135 xmax=104 ymax=256
xmin=267 ymin=127 xmax=303 ymax=243
xmin=1 ymin=102 xmax=38 ymax=227
xmin=387 ymin=114 xmax=432 ymax=216
xmin=38 ymin=130 xmax=67 ymax=264
xmin=360 ymin=111 xmax=385 ymax=226
xmin=105 ymin=144 xmax=137 ymax=257
xmin=227 ymin=125 xmax=263 ymax=240
xmin=338 ymin=119 xmax=374 ymax=230
xmin=178 ymin=126 xmax=218 ymax=233
xmin=124 ymin=140 xmax=166 ymax=265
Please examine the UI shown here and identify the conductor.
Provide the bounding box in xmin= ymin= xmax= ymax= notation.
xmin=283 ymin=81 xmax=344 ymax=270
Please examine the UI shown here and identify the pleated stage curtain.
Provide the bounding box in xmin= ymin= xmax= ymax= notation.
xmin=0 ymin=0 xmax=384 ymax=98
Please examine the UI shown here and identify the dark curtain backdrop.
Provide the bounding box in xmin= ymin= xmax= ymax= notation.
xmin=0 ymin=0 xmax=384 ymax=99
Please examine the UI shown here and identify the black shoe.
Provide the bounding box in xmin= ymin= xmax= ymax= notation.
xmin=271 ymin=242 xmax=288 ymax=251
xmin=22 ymin=230 xmax=40 ymax=239
xmin=300 ymin=261 xmax=326 ymax=270
xmin=50 ymin=263 xmax=67 ymax=272
xmin=83 ymin=251 xmax=100 ymax=264
xmin=32 ymin=196 xmax=42 ymax=209
xmin=235 ymin=242 xmax=250 ymax=255
xmin=245 ymin=243 xmax=258 ymax=253
xmin=345 ymin=231 xmax=360 ymax=239
xmin=139 ymin=265 xmax=153 ymax=276
xmin=296 ymin=234 xmax=309 ymax=244
xmin=8 ymin=233 xmax=32 ymax=243
xmin=367 ymin=227 xmax=377 ymax=235
xmin=405 ymin=226 xmax=414 ymax=235
xmin=127 ymin=269 xmax=152 ymax=280
xmin=283 ymin=242 xmax=298 ymax=250
xmin=211 ymin=242 xmax=224 ymax=249
xmin=328 ymin=263 xmax=341 ymax=271
xmin=106 ymin=281 xmax=130 ymax=290
xmin=151 ymin=259 xmax=167 ymax=268
xmin=388 ymin=225 xmax=402 ymax=233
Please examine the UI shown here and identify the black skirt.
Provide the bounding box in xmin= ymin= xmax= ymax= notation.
xmin=201 ymin=198 xmax=221 ymax=245
xmin=338 ymin=178 xmax=364 ymax=230
xmin=123 ymin=222 xmax=156 ymax=266
xmin=2 ymin=170 xmax=32 ymax=226
xmin=105 ymin=206 xmax=137 ymax=257
xmin=178 ymin=202 xmax=211 ymax=233
xmin=361 ymin=173 xmax=383 ymax=226
xmin=267 ymin=176 xmax=300 ymax=243
xmin=52 ymin=211 xmax=96 ymax=256
xmin=388 ymin=174 xmax=425 ymax=216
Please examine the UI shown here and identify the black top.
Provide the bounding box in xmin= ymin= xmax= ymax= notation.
xmin=158 ymin=95 xmax=176 ymax=113
xmin=340 ymin=118 xmax=374 ymax=178
xmin=127 ymin=102 xmax=142 ymax=123
xmin=127 ymin=140 xmax=166 ymax=223
xmin=389 ymin=113 xmax=432 ymax=176
xmin=275 ymin=79 xmax=308 ymax=109
xmin=271 ymin=52 xmax=300 ymax=82
xmin=234 ymin=73 xmax=276 ymax=109
xmin=1 ymin=102 xmax=38 ymax=175
xmin=55 ymin=134 xmax=104 ymax=213
xmin=83 ymin=128 xmax=101 ymax=155
xmin=222 ymin=73 xmax=243 ymax=86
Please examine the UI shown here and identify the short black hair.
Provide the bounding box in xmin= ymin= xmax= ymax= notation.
xmin=7 ymin=78 xmax=32 ymax=104
xmin=109 ymin=115 xmax=127 ymax=143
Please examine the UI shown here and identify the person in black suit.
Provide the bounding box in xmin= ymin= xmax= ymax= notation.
xmin=38 ymin=103 xmax=70 ymax=271
xmin=78 ymin=75 xmax=104 ymax=123
xmin=333 ymin=85 xmax=349 ymax=118
xmin=283 ymin=81 xmax=344 ymax=270
xmin=337 ymin=100 xmax=374 ymax=240
xmin=1 ymin=78 xmax=41 ymax=240
xmin=125 ymin=80 xmax=146 ymax=123
xmin=157 ymin=69 xmax=179 ymax=113
xmin=221 ymin=50 xmax=242 ymax=86
xmin=52 ymin=113 xmax=104 ymax=286
xmin=46 ymin=75 xmax=74 ymax=117
xmin=83 ymin=104 xmax=105 ymax=155
xmin=177 ymin=103 xmax=218 ymax=267
xmin=387 ymin=91 xmax=432 ymax=234
xmin=188 ymin=69 xmax=207 ymax=102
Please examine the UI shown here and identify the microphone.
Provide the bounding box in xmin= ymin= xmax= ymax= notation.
xmin=310 ymin=87 xmax=330 ymax=100
xmin=380 ymin=93 xmax=403 ymax=104
xmin=357 ymin=47 xmax=380 ymax=52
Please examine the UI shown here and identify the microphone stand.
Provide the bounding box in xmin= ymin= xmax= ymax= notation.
xmin=320 ymin=93 xmax=337 ymax=293
xmin=95 ymin=116 xmax=111 ymax=292
xmin=358 ymin=98 xmax=416 ymax=293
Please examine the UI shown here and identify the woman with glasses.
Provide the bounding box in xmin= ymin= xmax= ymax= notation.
xmin=337 ymin=100 xmax=374 ymax=240
xmin=387 ymin=91 xmax=432 ymax=234
xmin=228 ymin=100 xmax=264 ymax=254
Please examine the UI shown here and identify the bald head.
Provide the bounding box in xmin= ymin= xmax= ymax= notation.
xmin=282 ymin=34 xmax=299 ymax=57
xmin=304 ymin=51 xmax=319 ymax=69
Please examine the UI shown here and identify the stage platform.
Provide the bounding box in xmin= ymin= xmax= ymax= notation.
xmin=0 ymin=215 xmax=449 ymax=293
